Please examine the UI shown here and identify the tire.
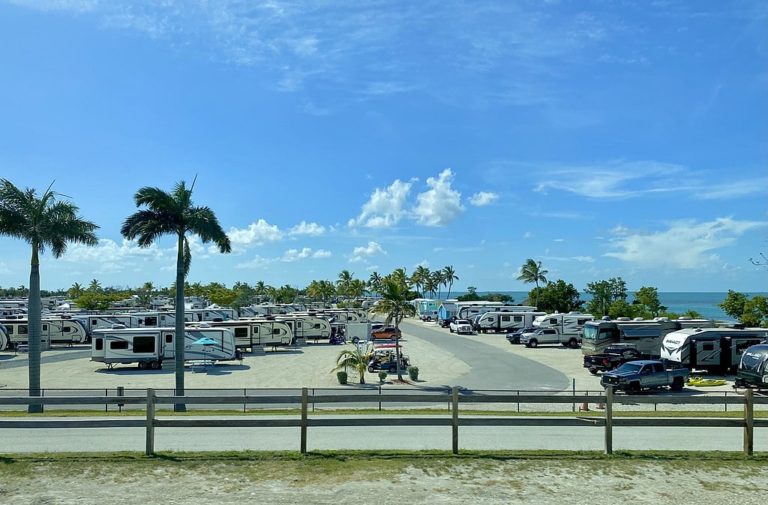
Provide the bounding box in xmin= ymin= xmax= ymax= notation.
xmin=138 ymin=361 xmax=147 ymax=370
xmin=351 ymin=336 xmax=360 ymax=344
xmin=528 ymin=339 xmax=538 ymax=348
xmin=368 ymin=366 xmax=375 ymax=373
xmin=671 ymin=376 xmax=684 ymax=391
xmin=449 ymin=328 xmax=454 ymax=333
xmin=589 ymin=367 xmax=598 ymax=375
xmin=568 ymin=338 xmax=579 ymax=349
xmin=629 ymin=382 xmax=641 ymax=394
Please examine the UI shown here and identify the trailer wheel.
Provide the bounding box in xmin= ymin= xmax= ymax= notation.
xmin=150 ymin=360 xmax=161 ymax=370
xmin=671 ymin=377 xmax=684 ymax=391
xmin=138 ymin=361 xmax=147 ymax=370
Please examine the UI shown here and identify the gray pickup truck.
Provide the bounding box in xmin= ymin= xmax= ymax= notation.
xmin=600 ymin=360 xmax=688 ymax=393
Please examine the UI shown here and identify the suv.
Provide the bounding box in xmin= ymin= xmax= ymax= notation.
xmin=449 ymin=319 xmax=474 ymax=335
xmin=370 ymin=326 xmax=402 ymax=340
xmin=506 ymin=327 xmax=534 ymax=345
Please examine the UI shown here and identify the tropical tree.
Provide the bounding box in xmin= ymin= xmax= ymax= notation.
xmin=585 ymin=277 xmax=628 ymax=316
xmin=121 ymin=179 xmax=231 ymax=412
xmin=517 ymin=259 xmax=548 ymax=308
xmin=531 ymin=279 xmax=583 ymax=313
xmin=87 ymin=278 xmax=102 ymax=293
xmin=332 ymin=346 xmax=372 ymax=384
xmin=367 ymin=271 xmax=383 ymax=295
xmin=411 ymin=265 xmax=430 ymax=298
xmin=431 ymin=270 xmax=445 ymax=300
xmin=67 ymin=282 xmax=84 ymax=300
xmin=0 ymin=179 xmax=98 ymax=412
xmin=337 ymin=270 xmax=355 ymax=298
xmin=371 ymin=276 xmax=416 ymax=380
xmin=442 ymin=265 xmax=459 ymax=299
xmin=633 ymin=286 xmax=665 ymax=317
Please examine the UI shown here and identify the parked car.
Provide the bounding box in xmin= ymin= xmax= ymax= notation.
xmin=449 ymin=319 xmax=474 ymax=335
xmin=601 ymin=360 xmax=688 ymax=393
xmin=370 ymin=326 xmax=402 ymax=340
xmin=367 ymin=349 xmax=411 ymax=373
xmin=583 ymin=344 xmax=642 ymax=374
xmin=519 ymin=328 xmax=558 ymax=347
xmin=506 ymin=327 xmax=534 ymax=344
xmin=439 ymin=318 xmax=454 ymax=328
xmin=420 ymin=311 xmax=438 ymax=322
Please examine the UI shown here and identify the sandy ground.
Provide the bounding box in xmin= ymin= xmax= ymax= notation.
xmin=2 ymin=458 xmax=767 ymax=505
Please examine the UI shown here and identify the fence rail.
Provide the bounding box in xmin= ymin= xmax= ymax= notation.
xmin=0 ymin=388 xmax=763 ymax=456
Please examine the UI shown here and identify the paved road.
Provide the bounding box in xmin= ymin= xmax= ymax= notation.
xmin=401 ymin=320 xmax=569 ymax=391
xmin=1 ymin=415 xmax=761 ymax=453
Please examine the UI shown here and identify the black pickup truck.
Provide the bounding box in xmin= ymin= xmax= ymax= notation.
xmin=583 ymin=344 xmax=642 ymax=375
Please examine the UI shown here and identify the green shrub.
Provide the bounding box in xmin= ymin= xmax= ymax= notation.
xmin=407 ymin=366 xmax=419 ymax=381
xmin=336 ymin=371 xmax=348 ymax=385
xmin=378 ymin=371 xmax=388 ymax=383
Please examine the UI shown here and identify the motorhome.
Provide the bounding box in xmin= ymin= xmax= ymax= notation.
xmin=184 ymin=307 xmax=238 ymax=322
xmin=273 ymin=314 xmax=332 ymax=341
xmin=456 ymin=303 xmax=537 ymax=321
xmin=91 ymin=326 xmax=237 ymax=369
xmin=660 ymin=328 xmax=766 ymax=374
xmin=581 ymin=317 xmax=715 ymax=358
xmin=205 ymin=319 xmax=294 ymax=350
xmin=474 ymin=311 xmax=546 ymax=333
xmin=0 ymin=317 xmax=88 ymax=349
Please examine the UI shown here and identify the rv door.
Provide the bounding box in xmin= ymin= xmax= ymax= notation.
xmin=162 ymin=331 xmax=174 ymax=357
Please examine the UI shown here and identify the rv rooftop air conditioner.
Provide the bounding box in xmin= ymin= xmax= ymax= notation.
xmin=111 ymin=324 xmax=126 ymax=329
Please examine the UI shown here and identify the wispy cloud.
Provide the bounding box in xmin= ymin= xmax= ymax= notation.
xmin=468 ymin=191 xmax=499 ymax=206
xmin=605 ymin=217 xmax=767 ymax=269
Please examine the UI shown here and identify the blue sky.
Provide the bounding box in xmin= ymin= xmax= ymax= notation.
xmin=0 ymin=0 xmax=766 ymax=293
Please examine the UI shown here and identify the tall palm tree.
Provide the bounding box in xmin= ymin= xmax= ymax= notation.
xmin=0 ymin=179 xmax=98 ymax=412
xmin=67 ymin=282 xmax=84 ymax=300
xmin=517 ymin=258 xmax=548 ymax=309
xmin=411 ymin=265 xmax=430 ymax=298
xmin=442 ymin=265 xmax=459 ymax=299
xmin=371 ymin=276 xmax=416 ymax=381
xmin=337 ymin=269 xmax=354 ymax=298
xmin=367 ymin=271 xmax=383 ymax=295
xmin=431 ymin=270 xmax=445 ymax=300
xmin=88 ymin=278 xmax=102 ymax=293
xmin=121 ymin=179 xmax=231 ymax=412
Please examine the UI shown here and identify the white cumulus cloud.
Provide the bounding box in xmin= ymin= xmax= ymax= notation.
xmin=468 ymin=191 xmax=499 ymax=206
xmin=348 ymin=179 xmax=414 ymax=228
xmin=413 ymin=168 xmax=464 ymax=226
xmin=288 ymin=221 xmax=326 ymax=236
xmin=605 ymin=217 xmax=767 ymax=269
xmin=349 ymin=241 xmax=386 ymax=263
xmin=228 ymin=219 xmax=283 ymax=247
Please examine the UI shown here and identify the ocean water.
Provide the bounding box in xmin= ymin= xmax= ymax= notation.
xmin=436 ymin=291 xmax=768 ymax=323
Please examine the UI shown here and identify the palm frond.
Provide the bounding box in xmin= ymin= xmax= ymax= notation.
xmin=121 ymin=210 xmax=178 ymax=245
xmin=185 ymin=206 xmax=231 ymax=253
xmin=134 ymin=186 xmax=180 ymax=215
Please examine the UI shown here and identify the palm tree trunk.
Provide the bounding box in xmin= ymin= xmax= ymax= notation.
xmin=174 ymin=233 xmax=186 ymax=412
xmin=28 ymin=246 xmax=42 ymax=413
xmin=534 ymin=280 xmax=540 ymax=309
xmin=394 ymin=312 xmax=404 ymax=381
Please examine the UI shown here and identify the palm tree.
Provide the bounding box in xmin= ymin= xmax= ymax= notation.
xmin=431 ymin=270 xmax=445 ymax=300
xmin=411 ymin=265 xmax=430 ymax=298
xmin=121 ymin=179 xmax=231 ymax=412
xmin=88 ymin=278 xmax=102 ymax=293
xmin=337 ymin=270 xmax=354 ymax=298
xmin=332 ymin=346 xmax=372 ymax=384
xmin=67 ymin=282 xmax=84 ymax=300
xmin=517 ymin=258 xmax=548 ymax=309
xmin=367 ymin=271 xmax=383 ymax=295
xmin=371 ymin=276 xmax=416 ymax=381
xmin=442 ymin=265 xmax=459 ymax=299
xmin=0 ymin=179 xmax=98 ymax=412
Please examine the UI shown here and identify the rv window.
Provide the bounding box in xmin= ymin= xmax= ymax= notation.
xmin=703 ymin=343 xmax=714 ymax=351
xmin=133 ymin=336 xmax=155 ymax=353
xmin=234 ymin=328 xmax=248 ymax=338
xmin=42 ymin=324 xmax=47 ymax=331
xmin=165 ymin=334 xmax=173 ymax=343
xmin=63 ymin=326 xmax=71 ymax=333
xmin=313 ymin=324 xmax=321 ymax=329
xmin=110 ymin=341 xmax=129 ymax=350
xmin=19 ymin=325 xmax=28 ymax=335
xmin=273 ymin=329 xmax=281 ymax=335
xmin=514 ymin=316 xmax=522 ymax=322
xmin=501 ymin=316 xmax=509 ymax=322
xmin=95 ymin=338 xmax=103 ymax=350
xmin=549 ymin=318 xmax=557 ymax=324
xmin=6 ymin=326 xmax=11 ymax=334
xmin=92 ymin=319 xmax=98 ymax=325
xmin=145 ymin=317 xmax=158 ymax=326
xmin=577 ymin=319 xmax=589 ymax=325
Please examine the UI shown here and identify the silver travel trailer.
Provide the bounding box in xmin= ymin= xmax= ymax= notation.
xmin=581 ymin=317 xmax=715 ymax=357
xmin=74 ymin=314 xmax=145 ymax=336
xmin=660 ymin=327 xmax=766 ymax=374
xmin=474 ymin=311 xmax=546 ymax=333
xmin=457 ymin=303 xmax=537 ymax=321
xmin=205 ymin=319 xmax=294 ymax=350
xmin=130 ymin=311 xmax=177 ymax=327
xmin=184 ymin=307 xmax=238 ymax=322
xmin=273 ymin=314 xmax=332 ymax=341
xmin=0 ymin=317 xmax=88 ymax=349
xmin=0 ymin=324 xmax=9 ymax=351
xmin=91 ymin=326 xmax=237 ymax=369
xmin=533 ymin=312 xmax=594 ymax=332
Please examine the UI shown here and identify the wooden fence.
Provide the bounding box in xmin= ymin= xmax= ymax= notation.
xmin=0 ymin=388 xmax=764 ymax=456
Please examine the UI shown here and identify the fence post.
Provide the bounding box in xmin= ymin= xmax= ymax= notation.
xmin=378 ymin=385 xmax=382 ymax=412
xmin=145 ymin=388 xmax=156 ymax=456
xmin=451 ymin=386 xmax=459 ymax=455
xmin=724 ymin=391 xmax=728 ymax=413
xmin=117 ymin=386 xmax=124 ymax=413
xmin=744 ymin=388 xmax=754 ymax=456
xmin=300 ymin=387 xmax=308 ymax=455
xmin=572 ymin=378 xmax=576 ymax=413
xmin=604 ymin=387 xmax=613 ymax=455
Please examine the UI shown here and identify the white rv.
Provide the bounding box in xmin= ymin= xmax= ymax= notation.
xmin=457 ymin=303 xmax=537 ymax=321
xmin=274 ymin=315 xmax=332 ymax=341
xmin=582 ymin=317 xmax=715 ymax=357
xmin=130 ymin=311 xmax=177 ymax=327
xmin=660 ymin=328 xmax=766 ymax=374
xmin=533 ymin=312 xmax=594 ymax=340
xmin=75 ymin=314 xmax=145 ymax=337
xmin=91 ymin=326 xmax=237 ymax=369
xmin=0 ymin=324 xmax=9 ymax=351
xmin=205 ymin=319 xmax=294 ymax=350
xmin=474 ymin=311 xmax=545 ymax=334
xmin=184 ymin=307 xmax=238 ymax=322
xmin=0 ymin=317 xmax=88 ymax=349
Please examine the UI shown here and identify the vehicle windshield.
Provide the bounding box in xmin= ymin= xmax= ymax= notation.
xmin=615 ymin=362 xmax=642 ymax=373
xmin=457 ymin=320 xmax=470 ymax=324
xmin=583 ymin=326 xmax=598 ymax=341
